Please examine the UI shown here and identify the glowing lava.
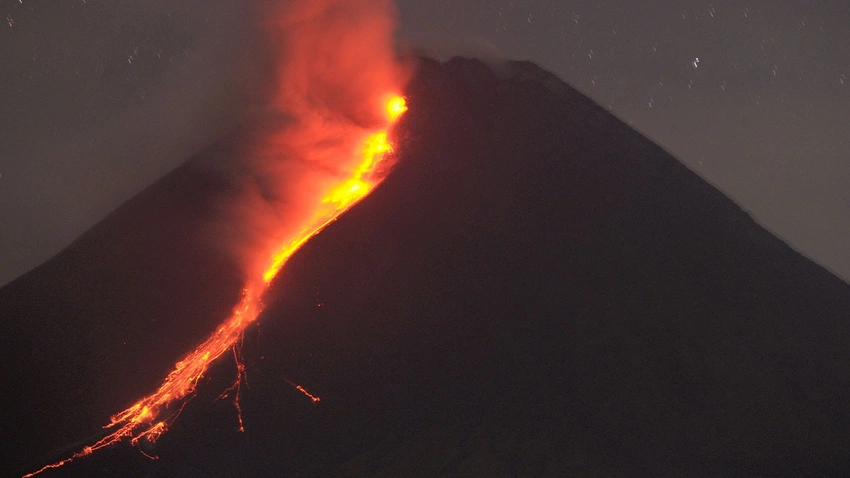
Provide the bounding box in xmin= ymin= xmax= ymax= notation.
xmin=386 ymin=95 xmax=408 ymax=121
xmin=24 ymin=96 xmax=406 ymax=478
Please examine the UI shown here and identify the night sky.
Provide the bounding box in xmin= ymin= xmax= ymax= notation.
xmin=1 ymin=0 xmax=849 ymax=285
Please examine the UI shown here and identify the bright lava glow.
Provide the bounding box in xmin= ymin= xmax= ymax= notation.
xmin=24 ymin=96 xmax=406 ymax=478
xmin=385 ymin=96 xmax=408 ymax=122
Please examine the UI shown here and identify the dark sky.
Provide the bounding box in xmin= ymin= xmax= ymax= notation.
xmin=0 ymin=0 xmax=264 ymax=286
xmin=2 ymin=0 xmax=849 ymax=285
xmin=394 ymin=0 xmax=850 ymax=282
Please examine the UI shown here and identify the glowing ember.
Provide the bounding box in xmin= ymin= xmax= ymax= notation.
xmin=24 ymin=96 xmax=406 ymax=478
xmin=285 ymin=378 xmax=322 ymax=403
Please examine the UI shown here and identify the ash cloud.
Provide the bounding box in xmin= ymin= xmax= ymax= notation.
xmin=200 ymin=0 xmax=412 ymax=282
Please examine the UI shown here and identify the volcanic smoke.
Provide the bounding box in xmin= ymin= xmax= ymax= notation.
xmin=23 ymin=0 xmax=410 ymax=476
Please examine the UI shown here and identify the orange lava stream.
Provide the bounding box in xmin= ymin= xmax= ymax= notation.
xmin=24 ymin=96 xmax=406 ymax=478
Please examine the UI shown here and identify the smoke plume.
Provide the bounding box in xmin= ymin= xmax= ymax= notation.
xmin=206 ymin=0 xmax=411 ymax=282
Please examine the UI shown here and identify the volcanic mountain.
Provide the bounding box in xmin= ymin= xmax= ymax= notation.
xmin=3 ymin=57 xmax=850 ymax=477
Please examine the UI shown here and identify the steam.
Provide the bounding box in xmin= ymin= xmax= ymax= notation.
xmin=204 ymin=0 xmax=411 ymax=281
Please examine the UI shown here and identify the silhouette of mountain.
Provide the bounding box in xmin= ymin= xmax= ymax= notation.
xmin=3 ymin=57 xmax=850 ymax=477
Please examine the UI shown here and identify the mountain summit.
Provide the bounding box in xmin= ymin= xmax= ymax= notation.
xmin=3 ymin=57 xmax=850 ymax=477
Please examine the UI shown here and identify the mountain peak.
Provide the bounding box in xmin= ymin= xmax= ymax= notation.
xmin=3 ymin=57 xmax=850 ymax=477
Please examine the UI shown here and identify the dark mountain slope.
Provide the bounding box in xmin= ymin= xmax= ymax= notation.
xmin=3 ymin=57 xmax=850 ymax=477
xmin=0 ymin=138 xmax=248 ymax=473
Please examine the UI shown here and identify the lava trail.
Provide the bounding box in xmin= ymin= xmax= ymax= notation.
xmin=22 ymin=0 xmax=409 ymax=476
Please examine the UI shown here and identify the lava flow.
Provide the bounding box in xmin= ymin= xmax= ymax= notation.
xmin=23 ymin=96 xmax=407 ymax=478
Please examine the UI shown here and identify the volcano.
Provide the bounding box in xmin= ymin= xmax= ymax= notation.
xmin=3 ymin=57 xmax=850 ymax=477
